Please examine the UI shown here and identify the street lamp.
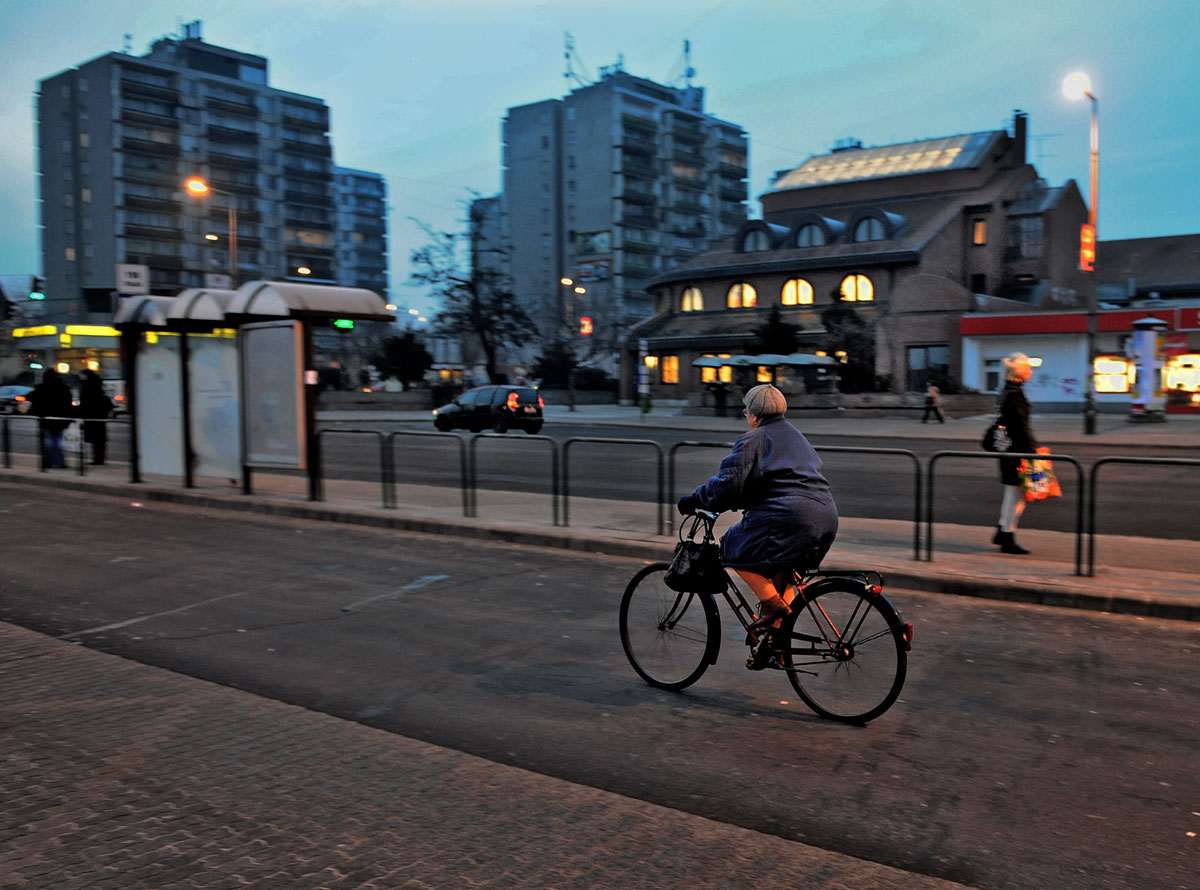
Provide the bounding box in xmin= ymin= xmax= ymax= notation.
xmin=1063 ymin=71 xmax=1099 ymax=434
xmin=184 ymin=177 xmax=238 ymax=286
xmin=560 ymin=277 xmax=586 ymax=412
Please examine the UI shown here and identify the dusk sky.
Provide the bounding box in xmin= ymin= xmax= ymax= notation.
xmin=1 ymin=0 xmax=1196 ymax=315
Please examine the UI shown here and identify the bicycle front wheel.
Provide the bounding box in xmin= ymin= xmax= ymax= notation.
xmin=780 ymin=580 xmax=907 ymax=723
xmin=619 ymin=562 xmax=719 ymax=690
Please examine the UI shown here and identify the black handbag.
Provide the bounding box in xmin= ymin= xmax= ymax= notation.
xmin=664 ymin=517 xmax=727 ymax=593
xmin=981 ymin=419 xmax=1012 ymax=453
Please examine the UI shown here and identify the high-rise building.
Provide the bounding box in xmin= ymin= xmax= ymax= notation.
xmin=333 ymin=166 xmax=388 ymax=297
xmin=499 ymin=63 xmax=748 ymax=360
xmin=36 ymin=21 xmax=337 ymax=323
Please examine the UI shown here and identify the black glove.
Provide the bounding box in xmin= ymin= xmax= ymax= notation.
xmin=677 ymin=493 xmax=702 ymax=516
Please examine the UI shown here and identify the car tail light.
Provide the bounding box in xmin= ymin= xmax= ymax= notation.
xmin=506 ymin=392 xmax=519 ymax=411
xmin=15 ymin=395 xmax=25 ymax=403
xmin=537 ymin=396 xmax=544 ymax=408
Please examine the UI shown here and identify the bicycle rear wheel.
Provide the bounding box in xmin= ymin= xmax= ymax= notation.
xmin=780 ymin=580 xmax=907 ymax=723
xmin=619 ymin=562 xmax=718 ymax=690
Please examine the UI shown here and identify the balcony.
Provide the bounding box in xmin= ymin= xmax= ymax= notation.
xmin=622 ymin=237 xmax=658 ymax=254
xmin=120 ymin=108 xmax=179 ymax=129
xmin=126 ymin=253 xmax=184 ymax=270
xmin=120 ymin=165 xmax=179 ymax=186
xmin=671 ymin=124 xmax=704 ymax=144
xmin=720 ymin=210 xmax=747 ymax=227
xmin=621 ymin=158 xmax=657 ymax=180
xmin=209 ymin=152 xmax=260 ymax=170
xmin=120 ymin=79 xmax=178 ymax=102
xmin=672 ymin=147 xmax=704 ymax=167
xmin=620 ymin=133 xmax=657 ymax=155
xmin=284 ymin=190 xmax=331 ymax=206
xmin=122 ymin=195 xmax=181 ymax=213
xmin=206 ymin=97 xmax=258 ymax=117
xmin=122 ymin=138 xmax=180 ymax=158
xmin=284 ymin=166 xmax=332 ymax=182
xmin=282 ymin=111 xmax=329 ymax=131
xmin=718 ymin=162 xmax=748 ymax=180
xmin=123 ymin=224 xmax=183 ymax=241
xmin=208 ymin=177 xmax=260 ymax=196
xmin=283 ymin=139 xmax=332 ymax=158
xmin=621 ymin=113 xmax=657 ymax=136
xmin=618 ymin=211 xmax=658 ymax=228
xmin=672 ymin=197 xmax=705 ymax=214
xmin=207 ymin=125 xmax=258 ymax=145
xmin=719 ymin=182 xmax=746 ymax=202
xmin=620 ymin=187 xmax=657 ymax=207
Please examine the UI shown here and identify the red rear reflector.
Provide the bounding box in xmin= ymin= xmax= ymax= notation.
xmin=870 ymin=584 xmax=882 ymax=595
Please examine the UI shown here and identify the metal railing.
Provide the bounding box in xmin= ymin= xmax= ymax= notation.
xmin=313 ymin=428 xmax=391 ymax=507
xmin=468 ymin=433 xmax=560 ymax=525
xmin=563 ymin=437 xmax=665 ymax=535
xmin=385 ymin=430 xmax=470 ymax=517
xmin=1087 ymin=456 xmax=1200 ymax=576
xmin=926 ymin=450 xmax=1086 ymax=575
xmin=1 ymin=414 xmax=131 ymax=478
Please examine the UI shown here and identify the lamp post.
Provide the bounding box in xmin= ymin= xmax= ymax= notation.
xmin=1063 ymin=72 xmax=1099 ymax=434
xmin=185 ymin=177 xmax=238 ymax=286
xmin=560 ymin=276 xmax=586 ymax=411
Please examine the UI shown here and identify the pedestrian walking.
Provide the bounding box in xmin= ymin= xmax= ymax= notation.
xmin=79 ymin=370 xmax=114 ymax=465
xmin=27 ymin=368 xmax=74 ymax=469
xmin=994 ymin=353 xmax=1037 ymax=554
xmin=921 ymin=384 xmax=945 ymax=423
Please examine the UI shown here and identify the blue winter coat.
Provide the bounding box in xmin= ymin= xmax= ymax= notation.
xmin=686 ymin=416 xmax=838 ymax=572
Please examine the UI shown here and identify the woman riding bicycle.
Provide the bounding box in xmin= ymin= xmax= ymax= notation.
xmin=676 ymin=383 xmax=838 ymax=629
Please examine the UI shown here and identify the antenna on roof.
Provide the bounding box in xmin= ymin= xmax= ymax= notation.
xmin=122 ymin=33 xmax=132 ymax=54
xmin=666 ymin=39 xmax=697 ymax=88
xmin=563 ymin=32 xmax=592 ymax=88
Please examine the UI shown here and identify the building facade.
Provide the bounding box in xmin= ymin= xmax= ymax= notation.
xmin=498 ymin=64 xmax=749 ymax=364
xmin=333 ymin=166 xmax=388 ymax=296
xmin=625 ymin=112 xmax=1104 ymax=407
xmin=36 ymin=21 xmax=337 ymax=323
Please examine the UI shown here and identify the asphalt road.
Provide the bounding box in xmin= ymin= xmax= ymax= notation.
xmin=3 ymin=482 xmax=1197 ymax=890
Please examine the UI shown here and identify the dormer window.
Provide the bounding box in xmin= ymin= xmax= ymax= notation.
xmin=742 ymin=229 xmax=770 ymax=252
xmin=854 ymin=217 xmax=885 ymax=242
xmin=727 ymin=282 xmax=757 ymax=308
xmin=795 ymin=224 xmax=826 ymax=247
xmin=681 ymin=286 xmax=704 ymax=311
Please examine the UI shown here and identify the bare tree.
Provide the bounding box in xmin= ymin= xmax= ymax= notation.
xmin=409 ymin=205 xmax=537 ymax=384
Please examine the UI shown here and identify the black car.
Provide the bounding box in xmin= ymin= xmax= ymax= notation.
xmin=433 ymin=385 xmax=544 ymax=434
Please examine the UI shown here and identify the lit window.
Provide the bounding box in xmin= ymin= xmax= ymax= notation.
xmin=681 ymin=286 xmax=704 ymax=311
xmin=662 ymin=355 xmax=679 ymax=384
xmin=782 ymin=279 xmax=813 ymax=305
xmin=742 ymin=230 xmax=769 ymax=252
xmin=727 ymin=282 xmax=757 ymax=308
xmin=1095 ymin=356 xmax=1132 ymax=394
xmin=644 ymin=355 xmax=659 ymax=370
xmin=854 ymin=217 xmax=885 ymax=242
xmin=972 ymin=219 xmax=987 ymax=245
xmin=79 ymin=132 xmax=89 ymax=148
xmin=795 ymin=224 xmax=825 ymax=247
xmin=701 ymin=354 xmax=732 ymax=383
xmin=756 ymin=366 xmax=773 ymax=383
xmin=81 ymin=188 xmax=92 ymax=203
xmin=840 ymin=274 xmax=874 ymax=302
xmin=65 ymin=247 xmax=76 ymax=261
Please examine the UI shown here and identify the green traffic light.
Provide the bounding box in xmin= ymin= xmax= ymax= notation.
xmin=29 ymin=362 xmax=44 ymax=370
xmin=333 ymin=318 xmax=354 ymax=329
xmin=29 ymin=291 xmax=45 ymax=301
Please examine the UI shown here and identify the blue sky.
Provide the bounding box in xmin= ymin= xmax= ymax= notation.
xmin=1 ymin=0 xmax=1196 ymax=314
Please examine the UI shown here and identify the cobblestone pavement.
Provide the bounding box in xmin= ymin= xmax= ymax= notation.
xmin=0 ymin=623 xmax=975 ymax=890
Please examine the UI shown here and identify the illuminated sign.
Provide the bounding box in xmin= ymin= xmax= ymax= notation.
xmin=1079 ymin=224 xmax=1096 ymax=272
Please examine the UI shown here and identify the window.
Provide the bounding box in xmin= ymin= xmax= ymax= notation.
xmin=907 ymin=345 xmax=950 ymax=391
xmin=727 ymin=282 xmax=757 ymax=308
xmin=742 ymin=230 xmax=769 ymax=252
xmin=681 ymin=287 xmax=703 ymax=311
xmin=795 ymin=224 xmax=825 ymax=247
xmin=782 ymin=278 xmax=813 ymax=305
xmin=65 ymin=247 xmax=76 ymax=261
xmin=701 ymin=355 xmax=732 ymax=383
xmin=840 ymin=274 xmax=873 ymax=302
xmin=972 ymin=219 xmax=987 ymax=245
xmin=661 ymin=355 xmax=679 ymax=384
xmin=756 ymin=366 xmax=774 ymax=383
xmin=1095 ymin=356 xmax=1132 ymax=393
xmin=1007 ymin=217 xmax=1043 ymax=259
xmin=854 ymin=217 xmax=885 ymax=242
xmin=80 ymin=187 xmax=91 ymax=203
xmin=79 ymin=132 xmax=89 ymax=148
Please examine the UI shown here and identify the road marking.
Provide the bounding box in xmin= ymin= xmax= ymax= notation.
xmin=341 ymin=574 xmax=450 ymax=612
xmin=62 ymin=580 xmax=286 ymax=639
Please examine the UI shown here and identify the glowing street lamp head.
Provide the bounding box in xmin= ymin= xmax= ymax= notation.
xmin=560 ymin=277 xmax=573 ymax=286
xmin=297 ymin=266 xmax=312 ymax=276
xmin=185 ymin=177 xmax=211 ymax=196
xmin=1062 ymin=72 xmax=1093 ymax=101
xmin=204 ymin=233 xmax=220 ymax=241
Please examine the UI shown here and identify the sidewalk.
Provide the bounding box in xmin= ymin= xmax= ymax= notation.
xmin=0 ymin=621 xmax=977 ymax=889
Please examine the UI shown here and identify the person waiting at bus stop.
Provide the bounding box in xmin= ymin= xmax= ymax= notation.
xmin=27 ymin=368 xmax=74 ymax=469
xmin=676 ymin=383 xmax=839 ymax=634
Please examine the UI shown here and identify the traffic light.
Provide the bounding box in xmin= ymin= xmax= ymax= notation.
xmin=29 ymin=276 xmax=45 ymax=301
xmin=579 ymin=316 xmax=593 ymax=336
xmin=333 ymin=318 xmax=355 ymax=330
xmin=1079 ymin=224 xmax=1095 ymax=272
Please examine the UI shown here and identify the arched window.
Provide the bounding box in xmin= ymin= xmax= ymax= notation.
xmin=727 ymin=282 xmax=757 ymax=308
xmin=781 ymin=278 xmax=813 ymax=306
xmin=741 ymin=229 xmax=770 ymax=252
xmin=795 ymin=224 xmax=825 ymax=248
xmin=681 ymin=286 xmax=704 ymax=312
xmin=853 ymin=217 xmax=885 ymax=242
xmin=840 ymin=273 xmax=874 ymax=302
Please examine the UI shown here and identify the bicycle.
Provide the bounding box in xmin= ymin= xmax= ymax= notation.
xmin=619 ymin=510 xmax=913 ymax=724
